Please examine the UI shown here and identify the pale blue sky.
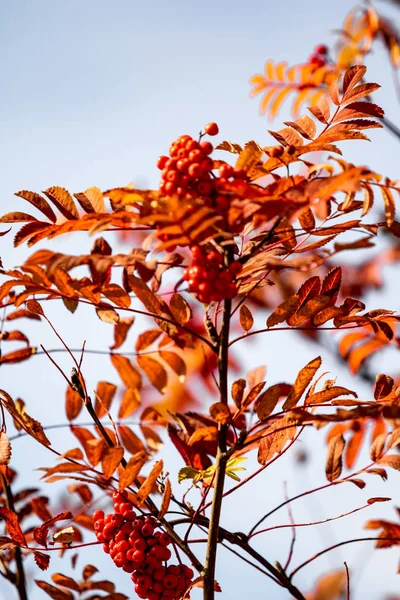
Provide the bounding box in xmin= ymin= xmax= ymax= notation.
xmin=2 ymin=1 xmax=400 ymax=599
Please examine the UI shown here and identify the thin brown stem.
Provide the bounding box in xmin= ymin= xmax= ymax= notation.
xmin=0 ymin=475 xmax=28 ymax=600
xmin=289 ymin=537 xmax=400 ymax=580
xmin=203 ymin=298 xmax=232 ymax=600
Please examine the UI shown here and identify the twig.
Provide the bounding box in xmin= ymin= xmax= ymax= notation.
xmin=289 ymin=537 xmax=400 ymax=579
xmin=344 ymin=561 xmax=350 ymax=600
xmin=0 ymin=474 xmax=27 ymax=600
xmin=283 ymin=482 xmax=296 ymax=571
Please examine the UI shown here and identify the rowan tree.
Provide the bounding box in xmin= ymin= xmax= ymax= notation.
xmin=1 ymin=3 xmax=400 ymax=600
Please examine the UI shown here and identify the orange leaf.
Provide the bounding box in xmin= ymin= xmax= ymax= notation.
xmin=35 ymin=581 xmax=74 ymax=600
xmin=348 ymin=339 xmax=385 ymax=375
xmin=14 ymin=190 xmax=57 ymax=223
xmin=96 ymin=306 xmax=119 ymax=324
xmin=135 ymin=460 xmax=163 ymax=505
xmin=283 ymin=356 xmax=321 ymax=410
xmin=101 ymin=446 xmax=124 ymax=479
xmin=325 ymin=434 xmax=345 ymax=482
xmin=65 ymin=387 xmax=83 ymax=421
xmin=137 ymin=355 xmax=167 ymax=393
xmin=0 ymin=507 xmax=26 ymax=546
xmin=169 ymin=293 xmax=192 ymax=325
xmin=74 ymin=186 xmax=105 ymax=213
xmin=306 ymin=386 xmax=357 ymax=405
xmin=257 ymin=415 xmax=293 ymax=464
xmin=377 ymin=454 xmax=400 ymax=471
xmin=209 ymin=402 xmax=231 ymax=425
xmin=341 ymin=82 xmax=380 ymax=105
xmin=135 ymin=329 xmax=162 ymax=351
xmin=374 ymin=374 xmax=394 ymax=400
xmin=159 ymin=351 xmax=186 ymax=382
xmin=346 ymin=426 xmax=365 ymax=468
xmin=242 ymin=382 xmax=266 ymax=410
xmin=231 ymin=379 xmax=246 ymax=409
xmin=111 ymin=354 xmax=142 ymax=389
xmin=94 ymin=381 xmax=117 ymax=418
xmin=158 ymin=478 xmax=172 ymax=519
xmin=239 ymin=305 xmax=254 ymax=332
xmin=119 ymin=450 xmax=148 ymax=489
xmin=118 ymin=388 xmax=141 ymax=419
xmin=267 ymin=294 xmax=299 ymax=328
xmin=256 ymin=383 xmax=290 ymax=420
xmin=42 ymin=186 xmax=79 ymax=220
xmin=26 ymin=299 xmax=45 ymax=316
xmin=111 ymin=317 xmax=135 ymax=350
xmin=342 ymin=65 xmax=367 ymax=94
xmin=84 ymin=439 xmax=105 ymax=467
xmin=51 ymin=574 xmax=80 ymax=592
xmin=118 ymin=425 xmax=146 ymax=454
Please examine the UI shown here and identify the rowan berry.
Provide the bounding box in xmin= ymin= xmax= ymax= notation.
xmin=103 ymin=523 xmax=116 ymax=539
xmin=164 ymin=181 xmax=177 ymax=194
xmin=157 ymin=155 xmax=169 ymax=170
xmin=134 ymin=537 xmax=148 ymax=551
xmin=200 ymin=140 xmax=213 ymax=155
xmin=176 ymin=158 xmax=189 ymax=172
xmin=93 ymin=509 xmax=104 ymax=522
xmin=122 ymin=509 xmax=137 ymax=521
xmin=185 ymin=138 xmax=198 ymax=152
xmin=204 ymin=122 xmax=219 ymax=136
xmin=315 ymin=44 xmax=328 ymax=55
xmin=188 ymin=162 xmax=203 ymax=178
xmin=159 ymin=532 xmax=171 ymax=546
xmin=94 ymin=519 xmax=104 ymax=532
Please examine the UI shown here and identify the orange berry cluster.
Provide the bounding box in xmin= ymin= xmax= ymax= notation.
xmin=183 ymin=245 xmax=242 ymax=304
xmin=308 ymin=44 xmax=328 ymax=69
xmin=93 ymin=491 xmax=193 ymax=600
xmin=156 ymin=123 xmax=265 ymax=242
xmin=157 ymin=132 xmax=215 ymax=200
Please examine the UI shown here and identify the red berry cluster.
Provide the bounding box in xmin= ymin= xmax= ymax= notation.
xmin=308 ymin=44 xmax=328 ymax=69
xmin=155 ymin=123 xmax=265 ymax=247
xmin=93 ymin=491 xmax=194 ymax=600
xmin=157 ymin=133 xmax=215 ymax=200
xmin=183 ymin=245 xmax=242 ymax=304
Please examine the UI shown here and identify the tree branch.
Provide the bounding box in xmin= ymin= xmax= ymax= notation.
xmin=203 ymin=298 xmax=231 ymax=599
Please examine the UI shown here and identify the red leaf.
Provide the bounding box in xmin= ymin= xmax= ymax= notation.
xmin=0 ymin=506 xmax=27 ymax=546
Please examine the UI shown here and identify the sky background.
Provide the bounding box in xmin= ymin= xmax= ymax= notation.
xmin=2 ymin=1 xmax=400 ymax=599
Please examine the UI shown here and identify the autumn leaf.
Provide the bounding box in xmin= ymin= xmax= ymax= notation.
xmin=35 ymin=581 xmax=74 ymax=600
xmin=325 ymin=434 xmax=345 ymax=482
xmin=118 ymin=387 xmax=141 ymax=419
xmin=94 ymin=381 xmax=117 ymax=418
xmin=111 ymin=354 xmax=142 ymax=389
xmin=65 ymin=387 xmax=83 ymax=421
xmin=34 ymin=551 xmax=50 ymax=571
xmin=101 ymin=446 xmax=124 ymax=479
xmin=239 ymin=305 xmax=254 ymax=331
xmin=135 ymin=460 xmax=163 ymax=506
xmin=158 ymin=478 xmax=172 ymax=519
xmin=137 ymin=355 xmax=168 ymax=393
xmin=0 ymin=506 xmax=27 ymax=546
xmin=119 ymin=450 xmax=148 ymax=489
xmin=169 ymin=293 xmax=192 ymax=325
xmin=283 ymin=356 xmax=321 ymax=410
